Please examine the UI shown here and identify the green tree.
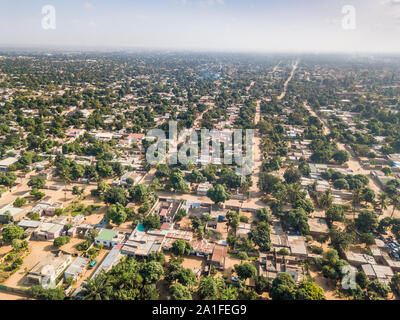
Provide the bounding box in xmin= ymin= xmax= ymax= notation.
xmin=234 ymin=263 xmax=257 ymax=280
xmin=332 ymin=150 xmax=349 ymax=165
xmin=142 ymin=214 xmax=161 ymax=230
xmin=104 ymin=187 xmax=127 ymax=206
xmin=270 ymin=272 xmax=296 ymax=300
xmin=53 ymin=236 xmax=71 ymax=248
xmin=13 ymin=197 xmax=27 ymax=207
xmin=355 ymin=210 xmax=379 ymax=233
xmin=390 ymin=273 xmax=400 ymax=296
xmin=249 ymin=221 xmax=271 ymax=252
xmin=283 ymin=164 xmax=301 ymax=184
xmin=295 ymin=281 xmax=325 ymax=300
xmin=169 ymin=283 xmax=192 ymax=300
xmin=367 ymin=280 xmax=390 ymax=298
xmin=28 ymin=177 xmax=46 ymax=189
xmin=2 ymin=225 xmax=24 ymax=242
xmin=206 ymin=184 xmax=230 ymax=205
xmin=139 ymin=261 xmax=164 ymax=284
xmin=326 ymin=204 xmax=345 ymax=222
xmin=105 ymin=203 xmax=127 ymax=226
xmin=171 ymin=239 xmax=193 ymax=256
xmin=128 ymin=184 xmax=149 ymax=204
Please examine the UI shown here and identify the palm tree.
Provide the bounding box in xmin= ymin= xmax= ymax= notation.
xmin=58 ymin=166 xmax=72 ymax=201
xmin=377 ymin=193 xmax=389 ymax=213
xmin=351 ymin=188 xmax=363 ymax=219
xmin=390 ymin=196 xmax=400 ymax=218
xmin=80 ymin=272 xmax=110 ymax=300
xmin=319 ymin=189 xmax=333 ymax=209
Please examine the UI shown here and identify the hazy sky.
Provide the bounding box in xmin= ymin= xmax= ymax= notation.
xmin=2 ymin=0 xmax=400 ymax=52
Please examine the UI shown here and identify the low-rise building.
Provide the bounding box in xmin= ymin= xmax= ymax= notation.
xmin=0 ymin=157 xmax=18 ymax=172
xmin=197 ymin=182 xmax=213 ymax=196
xmin=64 ymin=257 xmax=89 ymax=281
xmin=361 ymin=263 xmax=394 ymax=284
xmin=94 ymin=229 xmax=125 ymax=248
xmin=27 ymin=251 xmax=72 ymax=287
xmin=258 ymin=252 xmax=304 ymax=282
xmin=345 ymin=252 xmax=376 ymax=267
xmin=0 ymin=204 xmax=25 ymax=223
xmin=208 ymin=244 xmax=228 ymax=270
xmin=32 ymin=222 xmax=64 ymax=240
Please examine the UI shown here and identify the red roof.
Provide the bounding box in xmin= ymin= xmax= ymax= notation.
xmin=161 ymin=223 xmax=171 ymax=230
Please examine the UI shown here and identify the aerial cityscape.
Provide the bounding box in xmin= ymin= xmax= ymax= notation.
xmin=0 ymin=0 xmax=400 ymax=305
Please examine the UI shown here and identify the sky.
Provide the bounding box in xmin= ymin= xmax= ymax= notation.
xmin=2 ymin=0 xmax=400 ymax=53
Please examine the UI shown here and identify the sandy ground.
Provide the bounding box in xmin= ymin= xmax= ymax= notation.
xmin=0 ymin=291 xmax=31 ymax=300
xmin=277 ymin=61 xmax=298 ymax=100
xmin=3 ymin=240 xmax=54 ymax=288
xmin=308 ymin=265 xmax=341 ymax=300
xmin=73 ymin=248 xmax=110 ymax=289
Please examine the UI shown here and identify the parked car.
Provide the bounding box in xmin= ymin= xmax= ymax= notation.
xmin=88 ymin=260 xmax=98 ymax=269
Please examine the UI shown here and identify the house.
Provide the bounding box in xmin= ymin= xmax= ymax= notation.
xmin=42 ymin=202 xmax=63 ymax=216
xmin=120 ymin=171 xmax=141 ymax=187
xmin=190 ymin=239 xmax=215 ymax=257
xmin=91 ymin=244 xmax=123 ymax=279
xmin=208 ymin=244 xmax=228 ymax=270
xmin=32 ymin=222 xmax=64 ymax=240
xmin=361 ymin=263 xmax=394 ymax=284
xmin=308 ymin=217 xmax=329 ymax=237
xmin=0 ymin=157 xmax=18 ymax=172
xmin=29 ymin=197 xmax=55 ymax=216
xmin=156 ymin=200 xmax=182 ymax=223
xmin=18 ymin=219 xmax=41 ymax=230
xmin=345 ymin=252 xmax=376 ymax=267
xmin=197 ymin=182 xmax=213 ymax=196
xmin=94 ymin=229 xmax=125 ymax=248
xmin=121 ymin=226 xmax=164 ymax=258
xmin=65 ymin=128 xmax=85 ymax=139
xmin=0 ymin=204 xmax=25 ymax=223
xmin=258 ymin=252 xmax=304 ymax=282
xmin=27 ymin=251 xmax=72 ymax=287
xmin=236 ymin=222 xmax=252 ymax=239
xmin=287 ymin=235 xmax=308 ymax=260
xmin=64 ymin=257 xmax=89 ymax=281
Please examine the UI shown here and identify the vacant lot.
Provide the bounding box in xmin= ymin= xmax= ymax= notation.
xmin=4 ymin=240 xmax=54 ymax=288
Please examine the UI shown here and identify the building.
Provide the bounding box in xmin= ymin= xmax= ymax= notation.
xmin=91 ymin=244 xmax=123 ymax=279
xmin=0 ymin=157 xmax=18 ymax=172
xmin=361 ymin=263 xmax=394 ymax=284
xmin=258 ymin=252 xmax=304 ymax=282
xmin=345 ymin=252 xmax=376 ymax=267
xmin=120 ymin=171 xmax=142 ymax=187
xmin=94 ymin=229 xmax=125 ymax=248
xmin=308 ymin=217 xmax=329 ymax=237
xmin=27 ymin=251 xmax=72 ymax=287
xmin=32 ymin=222 xmax=64 ymax=240
xmin=0 ymin=204 xmax=25 ymax=223
xmin=64 ymin=257 xmax=89 ymax=281
xmin=190 ymin=239 xmax=215 ymax=257
xmin=197 ymin=182 xmax=213 ymax=196
xmin=236 ymin=222 xmax=251 ymax=239
xmin=208 ymin=244 xmax=228 ymax=270
xmin=287 ymin=235 xmax=308 ymax=260
xmin=121 ymin=225 xmax=164 ymax=258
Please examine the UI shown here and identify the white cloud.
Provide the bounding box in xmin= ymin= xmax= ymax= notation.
xmin=84 ymin=2 xmax=94 ymax=9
